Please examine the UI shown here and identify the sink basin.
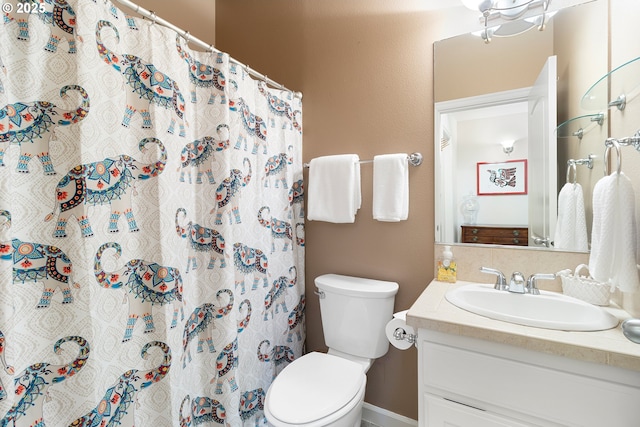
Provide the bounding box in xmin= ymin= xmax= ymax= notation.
xmin=445 ymin=284 xmax=619 ymax=331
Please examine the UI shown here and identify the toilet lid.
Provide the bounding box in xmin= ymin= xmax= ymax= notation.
xmin=267 ymin=352 xmax=365 ymax=424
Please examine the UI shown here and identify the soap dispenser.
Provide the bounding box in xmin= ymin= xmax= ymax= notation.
xmin=437 ymin=245 xmax=457 ymax=283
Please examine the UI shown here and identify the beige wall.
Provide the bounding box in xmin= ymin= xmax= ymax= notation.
xmin=555 ymin=0 xmax=609 ymax=239
xmin=216 ymin=0 xmax=437 ymax=419
xmin=434 ymin=26 xmax=554 ymax=102
xmin=214 ymin=0 xmax=640 ymax=421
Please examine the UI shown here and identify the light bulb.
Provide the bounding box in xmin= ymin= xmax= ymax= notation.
xmin=494 ymin=0 xmax=529 ymax=17
xmin=461 ymin=0 xmax=494 ymax=12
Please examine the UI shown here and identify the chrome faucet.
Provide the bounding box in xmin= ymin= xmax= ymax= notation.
xmin=508 ymin=271 xmax=526 ymax=294
xmin=480 ymin=267 xmax=508 ymax=291
xmin=526 ymin=273 xmax=556 ymax=295
xmin=480 ymin=268 xmax=555 ymax=295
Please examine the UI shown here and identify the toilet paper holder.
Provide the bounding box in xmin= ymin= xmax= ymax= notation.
xmin=392 ymin=326 xmax=417 ymax=346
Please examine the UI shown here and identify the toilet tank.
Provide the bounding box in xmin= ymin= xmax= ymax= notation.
xmin=315 ymin=274 xmax=399 ymax=359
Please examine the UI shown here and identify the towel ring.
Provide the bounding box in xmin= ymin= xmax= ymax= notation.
xmin=604 ymin=138 xmax=622 ymax=175
xmin=566 ymin=161 xmax=577 ymax=184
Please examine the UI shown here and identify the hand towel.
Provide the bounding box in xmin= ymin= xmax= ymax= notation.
xmin=373 ymin=154 xmax=409 ymax=222
xmin=307 ymin=154 xmax=361 ymax=223
xmin=589 ymin=172 xmax=640 ymax=293
xmin=589 ymin=174 xmax=616 ymax=286
xmin=553 ymin=182 xmax=588 ymax=251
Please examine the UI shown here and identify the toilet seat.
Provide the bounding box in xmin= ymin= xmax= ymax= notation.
xmin=265 ymin=352 xmax=366 ymax=426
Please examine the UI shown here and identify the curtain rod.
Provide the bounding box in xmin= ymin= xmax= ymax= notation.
xmin=113 ymin=0 xmax=302 ymax=99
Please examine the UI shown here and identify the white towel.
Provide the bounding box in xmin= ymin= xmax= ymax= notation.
xmin=589 ymin=172 xmax=640 ymax=293
xmin=553 ymin=183 xmax=588 ymax=251
xmin=307 ymin=154 xmax=361 ymax=223
xmin=373 ymin=154 xmax=409 ymax=222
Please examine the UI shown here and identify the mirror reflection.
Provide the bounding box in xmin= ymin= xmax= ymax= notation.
xmin=434 ymin=0 xmax=609 ymax=250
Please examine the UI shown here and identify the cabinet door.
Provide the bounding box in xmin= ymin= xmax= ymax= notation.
xmin=421 ymin=338 xmax=640 ymax=426
xmin=424 ymin=394 xmax=535 ymax=427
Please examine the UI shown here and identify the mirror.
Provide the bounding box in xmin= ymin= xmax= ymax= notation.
xmin=434 ymin=0 xmax=609 ymax=250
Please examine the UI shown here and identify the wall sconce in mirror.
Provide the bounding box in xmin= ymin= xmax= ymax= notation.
xmin=501 ymin=139 xmax=515 ymax=154
xmin=462 ymin=0 xmax=553 ymax=43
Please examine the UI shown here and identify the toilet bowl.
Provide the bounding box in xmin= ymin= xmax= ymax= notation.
xmin=264 ymin=352 xmax=367 ymax=427
xmin=264 ymin=274 xmax=399 ymax=427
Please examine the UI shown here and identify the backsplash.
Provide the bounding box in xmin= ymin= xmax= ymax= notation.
xmin=433 ymin=244 xmax=587 ymax=291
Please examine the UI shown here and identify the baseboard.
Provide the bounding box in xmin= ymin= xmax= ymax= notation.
xmin=362 ymin=402 xmax=418 ymax=427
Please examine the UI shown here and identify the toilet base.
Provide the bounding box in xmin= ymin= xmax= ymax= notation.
xmin=325 ymin=397 xmax=364 ymax=427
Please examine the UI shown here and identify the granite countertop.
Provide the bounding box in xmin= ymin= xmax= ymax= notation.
xmin=406 ymin=280 xmax=640 ymax=372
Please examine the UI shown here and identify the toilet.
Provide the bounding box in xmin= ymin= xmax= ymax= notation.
xmin=264 ymin=274 xmax=399 ymax=427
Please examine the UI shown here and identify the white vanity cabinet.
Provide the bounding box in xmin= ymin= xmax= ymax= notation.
xmin=417 ymin=329 xmax=640 ymax=427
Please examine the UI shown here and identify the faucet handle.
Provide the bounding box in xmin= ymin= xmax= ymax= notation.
xmin=526 ymin=273 xmax=556 ymax=295
xmin=480 ymin=267 xmax=508 ymax=291
xmin=509 ymin=271 xmax=526 ymax=294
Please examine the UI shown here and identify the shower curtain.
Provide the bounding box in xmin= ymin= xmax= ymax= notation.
xmin=0 ymin=1 xmax=304 ymax=425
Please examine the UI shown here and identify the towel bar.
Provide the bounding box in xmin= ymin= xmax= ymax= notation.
xmin=304 ymin=152 xmax=423 ymax=168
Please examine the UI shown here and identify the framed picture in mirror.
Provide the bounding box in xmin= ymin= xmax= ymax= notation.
xmin=477 ymin=159 xmax=527 ymax=195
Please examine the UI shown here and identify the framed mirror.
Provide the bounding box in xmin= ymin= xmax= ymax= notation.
xmin=434 ymin=0 xmax=609 ymax=251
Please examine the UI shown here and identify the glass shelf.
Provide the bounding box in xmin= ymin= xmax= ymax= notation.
xmin=555 ymin=113 xmax=605 ymax=139
xmin=581 ymin=56 xmax=640 ymax=111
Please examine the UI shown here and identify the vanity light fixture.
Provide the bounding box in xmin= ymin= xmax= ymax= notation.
xmin=501 ymin=139 xmax=515 ymax=155
xmin=462 ymin=0 xmax=552 ymax=43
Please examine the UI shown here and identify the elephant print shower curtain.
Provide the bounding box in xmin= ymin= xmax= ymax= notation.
xmin=0 ymin=1 xmax=304 ymax=425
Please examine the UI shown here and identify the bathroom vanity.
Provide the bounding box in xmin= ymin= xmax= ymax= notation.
xmin=407 ymin=280 xmax=640 ymax=427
